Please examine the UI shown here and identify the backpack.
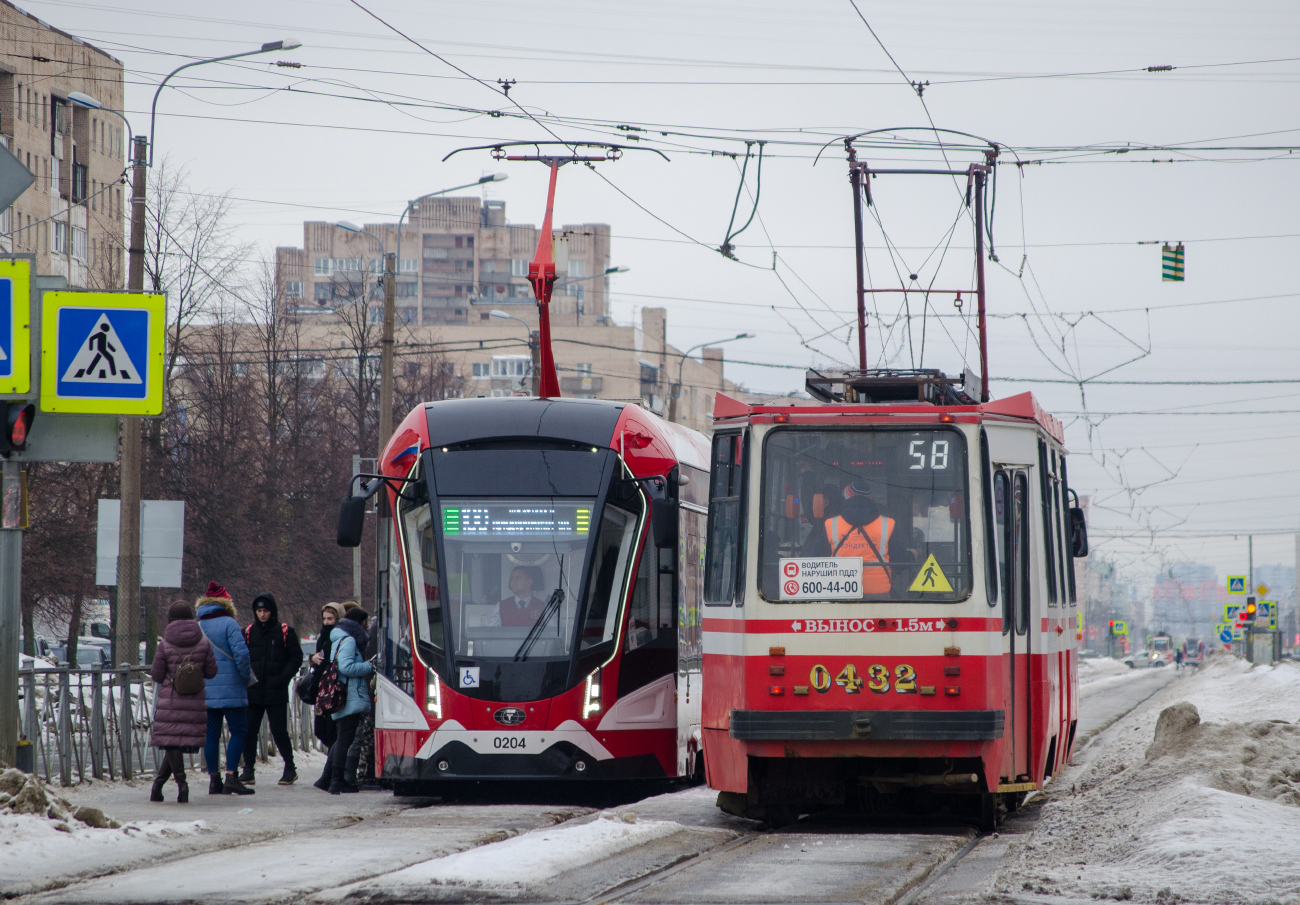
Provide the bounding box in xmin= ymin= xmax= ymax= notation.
xmin=169 ymin=641 xmax=204 ymax=696
xmin=315 ymin=648 xmax=347 ymax=715
xmin=244 ymin=622 xmax=290 ymax=644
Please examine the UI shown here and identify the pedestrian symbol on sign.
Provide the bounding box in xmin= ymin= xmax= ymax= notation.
xmin=62 ymin=314 xmax=142 ymax=384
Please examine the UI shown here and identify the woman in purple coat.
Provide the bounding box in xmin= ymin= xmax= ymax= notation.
xmin=149 ymin=600 xmax=218 ymax=802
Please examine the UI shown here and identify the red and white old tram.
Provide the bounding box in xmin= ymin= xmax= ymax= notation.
xmin=700 ymin=369 xmax=1088 ymax=827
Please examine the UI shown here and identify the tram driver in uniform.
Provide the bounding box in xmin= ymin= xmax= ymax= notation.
xmin=497 ymin=566 xmax=548 ymax=627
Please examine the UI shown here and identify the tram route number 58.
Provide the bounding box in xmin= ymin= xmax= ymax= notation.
xmin=809 ymin=663 xmax=917 ymax=694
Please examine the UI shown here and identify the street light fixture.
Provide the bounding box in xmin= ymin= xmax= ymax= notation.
xmin=669 ymin=332 xmax=755 ymax=423
xmin=149 ymin=41 xmax=301 ymax=165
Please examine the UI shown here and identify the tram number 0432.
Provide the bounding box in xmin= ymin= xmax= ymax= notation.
xmin=493 ymin=736 xmax=526 ymax=749
xmin=809 ymin=663 xmax=917 ymax=695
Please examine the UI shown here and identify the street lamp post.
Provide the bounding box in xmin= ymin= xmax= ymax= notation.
xmin=668 ymin=332 xmax=755 ymax=424
xmin=65 ymin=39 xmax=300 ymax=683
xmin=490 ymin=309 xmax=537 ymax=395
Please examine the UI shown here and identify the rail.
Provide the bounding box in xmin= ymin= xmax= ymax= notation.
xmin=16 ymin=664 xmax=322 ymax=786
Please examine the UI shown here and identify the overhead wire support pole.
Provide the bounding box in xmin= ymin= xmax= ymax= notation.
xmin=847 ymin=142 xmax=868 ymax=371
xmin=973 ymin=163 xmax=990 ymax=402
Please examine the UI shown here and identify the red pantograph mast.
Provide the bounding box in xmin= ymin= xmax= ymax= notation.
xmin=527 ymin=161 xmax=562 ymax=399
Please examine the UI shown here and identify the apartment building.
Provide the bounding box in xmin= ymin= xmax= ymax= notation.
xmin=276 ymin=198 xmax=743 ymax=433
xmin=0 ymin=0 xmax=126 ymax=287
xmin=276 ymin=196 xmax=611 ymax=327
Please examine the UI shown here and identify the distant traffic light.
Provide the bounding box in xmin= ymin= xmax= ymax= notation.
xmin=1 ymin=402 xmax=34 ymax=456
xmin=1244 ymin=597 xmax=1257 ymax=625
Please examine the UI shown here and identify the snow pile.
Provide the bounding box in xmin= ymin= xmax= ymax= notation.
xmin=0 ymin=767 xmax=120 ymax=829
xmin=357 ymin=811 xmax=681 ymax=890
xmin=995 ymin=657 xmax=1300 ymax=904
xmin=0 ymin=768 xmax=206 ymax=896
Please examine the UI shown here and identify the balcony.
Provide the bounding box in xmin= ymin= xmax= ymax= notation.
xmin=560 ymin=376 xmax=602 ymax=394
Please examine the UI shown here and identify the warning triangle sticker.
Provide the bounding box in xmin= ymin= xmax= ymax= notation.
xmin=909 ymin=554 xmax=954 ymax=593
xmin=61 ymin=314 xmax=142 ymax=385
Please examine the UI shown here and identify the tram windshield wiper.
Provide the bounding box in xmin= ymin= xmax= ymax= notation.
xmin=514 ymin=587 xmax=565 ymax=662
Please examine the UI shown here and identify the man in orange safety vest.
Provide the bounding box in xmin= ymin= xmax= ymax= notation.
xmin=823 ymin=480 xmax=895 ymax=594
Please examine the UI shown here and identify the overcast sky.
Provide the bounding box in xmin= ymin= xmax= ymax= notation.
xmin=34 ymin=0 xmax=1300 ymax=585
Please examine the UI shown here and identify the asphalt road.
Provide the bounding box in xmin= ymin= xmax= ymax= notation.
xmin=14 ymin=662 xmax=1179 ymax=905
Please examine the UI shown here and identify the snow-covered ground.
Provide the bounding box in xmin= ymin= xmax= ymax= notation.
xmin=993 ymin=653 xmax=1300 ymax=904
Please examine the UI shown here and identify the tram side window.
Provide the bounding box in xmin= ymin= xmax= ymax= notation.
xmin=627 ymin=545 xmax=675 ymax=651
xmin=1013 ymin=472 xmax=1030 ymax=635
xmin=980 ymin=430 xmax=998 ymax=607
xmin=399 ymin=474 xmax=445 ymax=657
xmin=1038 ymin=440 xmax=1058 ymax=606
xmin=1051 ymin=452 xmax=1068 ymax=610
xmin=1061 ymin=457 xmax=1078 ymax=604
xmin=705 ymin=432 xmax=746 ymax=605
xmin=580 ymin=505 xmax=638 ymax=651
xmin=994 ymin=470 xmax=1010 ymax=632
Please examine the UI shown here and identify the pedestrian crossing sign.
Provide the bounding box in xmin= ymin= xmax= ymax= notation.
xmin=1227 ymin=576 xmax=1246 ymax=594
xmin=40 ymin=292 xmax=166 ymax=415
xmin=0 ymin=258 xmax=31 ymax=396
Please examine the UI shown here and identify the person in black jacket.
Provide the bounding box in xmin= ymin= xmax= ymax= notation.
xmin=239 ymin=593 xmax=304 ymax=786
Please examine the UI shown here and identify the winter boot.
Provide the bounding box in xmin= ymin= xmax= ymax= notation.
xmin=313 ymin=763 xmax=332 ymax=792
xmin=328 ymin=777 xmax=359 ymax=795
xmin=208 ymin=773 xmax=224 ymax=795
xmin=278 ymin=765 xmax=298 ymax=786
xmin=344 ymin=752 xmax=360 ymax=787
xmin=223 ymin=771 xmax=255 ymax=795
xmin=238 ymin=765 xmax=255 ymax=785
xmin=150 ymin=758 xmax=171 ymax=802
xmin=176 ymin=779 xmax=190 ymax=803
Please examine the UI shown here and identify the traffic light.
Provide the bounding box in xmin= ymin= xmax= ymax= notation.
xmin=1 ymin=402 xmax=34 ymax=456
xmin=1243 ymin=597 xmax=1257 ymax=625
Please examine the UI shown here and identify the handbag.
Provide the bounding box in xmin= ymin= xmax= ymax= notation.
xmin=295 ymin=664 xmax=320 ymax=704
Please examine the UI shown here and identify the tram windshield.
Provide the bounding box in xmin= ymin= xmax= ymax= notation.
xmin=759 ymin=428 xmax=970 ymax=602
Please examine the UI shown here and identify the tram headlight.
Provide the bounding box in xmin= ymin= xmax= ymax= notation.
xmin=426 ymin=678 xmax=442 ymax=719
xmin=583 ymin=669 xmax=602 ymax=719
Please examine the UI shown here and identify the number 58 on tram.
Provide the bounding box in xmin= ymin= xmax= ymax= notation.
xmin=339 ymin=396 xmax=711 ymax=791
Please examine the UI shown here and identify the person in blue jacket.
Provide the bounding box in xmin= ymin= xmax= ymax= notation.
xmin=196 ymin=581 xmax=255 ymax=795
xmin=321 ymin=608 xmax=374 ymax=795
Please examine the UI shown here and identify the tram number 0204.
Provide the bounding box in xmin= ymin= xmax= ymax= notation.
xmin=492 ymin=736 xmax=527 ymax=749
xmin=809 ymin=663 xmax=917 ymax=695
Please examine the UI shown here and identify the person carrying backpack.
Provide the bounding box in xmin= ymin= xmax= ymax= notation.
xmin=317 ymin=608 xmax=374 ymax=794
xmin=148 ymin=600 xmax=218 ymax=803
xmin=197 ymin=581 xmax=255 ymax=795
xmin=239 ymin=593 xmax=303 ymax=787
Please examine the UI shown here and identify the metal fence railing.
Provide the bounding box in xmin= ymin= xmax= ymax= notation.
xmin=18 ymin=665 xmax=322 ymax=787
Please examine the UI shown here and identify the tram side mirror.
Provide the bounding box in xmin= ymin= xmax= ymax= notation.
xmin=337 ymin=495 xmax=367 ymax=548
xmin=1069 ymin=507 xmax=1089 ymax=558
xmin=652 ymin=498 xmax=679 ymax=548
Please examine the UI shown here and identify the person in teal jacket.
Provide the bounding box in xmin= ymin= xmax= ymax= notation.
xmin=321 ymin=608 xmax=373 ymax=794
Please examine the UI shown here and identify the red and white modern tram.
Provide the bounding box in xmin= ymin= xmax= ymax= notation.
xmin=336 ymin=144 xmax=711 ymax=790
xmin=700 ymin=369 xmax=1088 ymax=827
xmin=343 ymin=398 xmax=710 ymax=790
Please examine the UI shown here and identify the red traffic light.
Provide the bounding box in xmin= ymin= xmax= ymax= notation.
xmin=2 ymin=402 xmax=35 ymax=455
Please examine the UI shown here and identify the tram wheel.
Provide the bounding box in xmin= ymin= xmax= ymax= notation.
xmin=978 ymin=793 xmax=999 ymax=833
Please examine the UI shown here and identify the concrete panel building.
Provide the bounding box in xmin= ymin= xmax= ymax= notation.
xmin=0 ymin=0 xmax=126 ymax=287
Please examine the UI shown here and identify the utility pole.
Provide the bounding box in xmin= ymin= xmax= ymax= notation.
xmin=114 ymin=134 xmax=148 ymax=670
xmin=973 ymin=166 xmax=990 ymax=403
xmin=375 ymin=252 xmax=396 ymax=615
xmin=846 ymin=143 xmax=868 ymax=372
xmin=0 ymin=461 xmax=20 ymax=765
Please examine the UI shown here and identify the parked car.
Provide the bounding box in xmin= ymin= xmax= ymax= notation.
xmin=47 ymin=645 xmax=110 ymax=669
xmin=1079 ymin=649 xmax=1102 ymax=660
